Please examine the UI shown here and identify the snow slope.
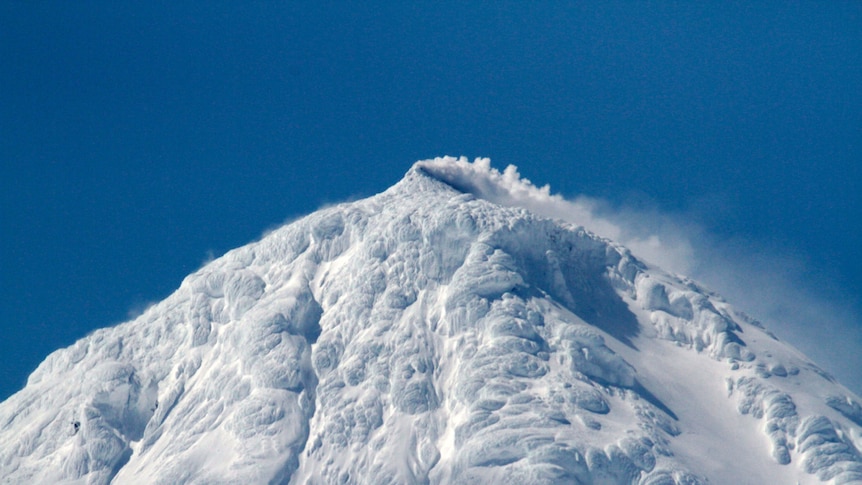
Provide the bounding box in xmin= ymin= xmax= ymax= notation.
xmin=1 ymin=157 xmax=860 ymax=484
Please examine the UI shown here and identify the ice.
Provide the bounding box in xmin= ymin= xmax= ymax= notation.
xmin=828 ymin=396 xmax=862 ymax=427
xmin=1 ymin=157 xmax=860 ymax=484
xmin=797 ymin=415 xmax=862 ymax=482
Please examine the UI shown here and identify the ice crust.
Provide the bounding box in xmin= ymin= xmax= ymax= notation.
xmin=1 ymin=157 xmax=860 ymax=484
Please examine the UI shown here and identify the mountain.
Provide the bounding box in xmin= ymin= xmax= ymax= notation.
xmin=1 ymin=157 xmax=860 ymax=484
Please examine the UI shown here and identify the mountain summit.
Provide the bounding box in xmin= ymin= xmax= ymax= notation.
xmin=1 ymin=157 xmax=860 ymax=484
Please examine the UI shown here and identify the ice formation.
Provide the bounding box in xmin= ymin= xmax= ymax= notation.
xmin=1 ymin=157 xmax=860 ymax=484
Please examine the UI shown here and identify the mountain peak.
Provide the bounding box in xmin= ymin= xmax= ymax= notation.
xmin=408 ymin=156 xmax=561 ymax=219
xmin=1 ymin=158 xmax=860 ymax=484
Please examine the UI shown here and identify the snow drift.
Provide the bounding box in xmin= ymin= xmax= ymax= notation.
xmin=1 ymin=157 xmax=860 ymax=484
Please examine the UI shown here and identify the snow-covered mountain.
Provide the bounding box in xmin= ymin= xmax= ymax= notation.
xmin=1 ymin=157 xmax=860 ymax=484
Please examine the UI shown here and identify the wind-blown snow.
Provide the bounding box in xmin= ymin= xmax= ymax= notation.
xmin=416 ymin=157 xmax=695 ymax=275
xmin=0 ymin=157 xmax=860 ymax=484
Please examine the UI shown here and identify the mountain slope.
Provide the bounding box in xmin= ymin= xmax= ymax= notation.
xmin=1 ymin=157 xmax=860 ymax=484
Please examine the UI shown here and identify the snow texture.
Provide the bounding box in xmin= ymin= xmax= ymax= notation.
xmin=1 ymin=157 xmax=860 ymax=484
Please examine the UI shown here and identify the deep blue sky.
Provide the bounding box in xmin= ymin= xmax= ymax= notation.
xmin=2 ymin=3 xmax=860 ymax=400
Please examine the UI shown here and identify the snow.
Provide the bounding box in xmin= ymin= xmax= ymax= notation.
xmin=1 ymin=156 xmax=860 ymax=484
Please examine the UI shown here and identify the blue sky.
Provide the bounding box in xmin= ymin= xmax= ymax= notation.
xmin=1 ymin=2 xmax=860 ymax=400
